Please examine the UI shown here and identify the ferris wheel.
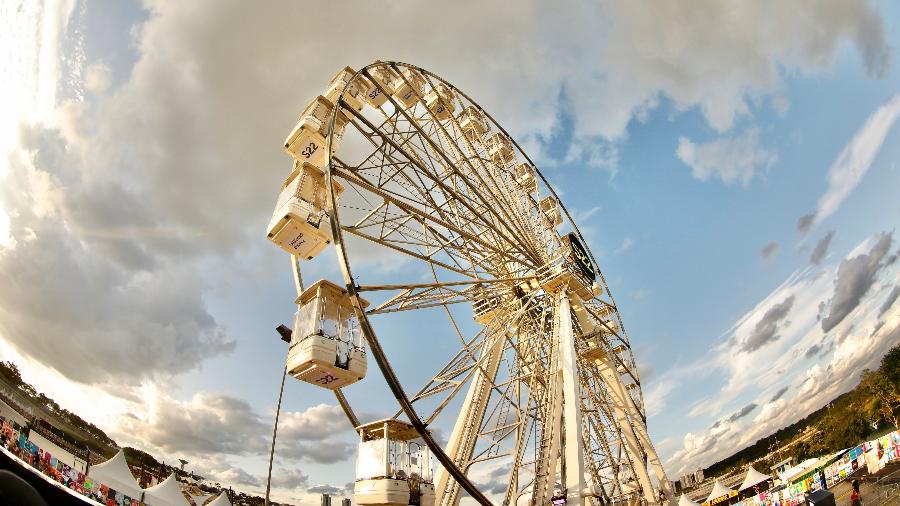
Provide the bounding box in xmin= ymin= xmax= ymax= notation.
xmin=265 ymin=61 xmax=673 ymax=506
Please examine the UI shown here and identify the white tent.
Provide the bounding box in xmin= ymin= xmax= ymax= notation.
xmin=188 ymin=492 xmax=212 ymax=505
xmin=705 ymin=480 xmax=735 ymax=504
xmin=738 ymin=466 xmax=772 ymax=491
xmin=206 ymin=492 xmax=233 ymax=506
xmin=87 ymin=449 xmax=143 ymax=499
xmin=679 ymin=493 xmax=700 ymax=506
xmin=143 ymin=473 xmax=190 ymax=506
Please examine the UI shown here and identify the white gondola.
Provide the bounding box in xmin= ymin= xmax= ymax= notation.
xmin=393 ymin=68 xmax=426 ymax=109
xmin=486 ymin=132 xmax=516 ymax=168
xmin=424 ymin=83 xmax=456 ymax=121
xmin=283 ymin=95 xmax=348 ymax=168
xmin=539 ymin=195 xmax=563 ymax=227
xmin=363 ymin=65 xmax=399 ymax=108
xmin=355 ymin=419 xmax=434 ymax=506
xmin=458 ymin=106 xmax=489 ymax=143
xmin=325 ymin=66 xmax=371 ymax=112
xmin=514 ymin=162 xmax=537 ymax=193
xmin=287 ymin=279 xmax=369 ymax=390
xmin=266 ymin=162 xmax=344 ymax=259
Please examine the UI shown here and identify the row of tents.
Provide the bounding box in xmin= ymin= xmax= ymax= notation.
xmin=678 ymin=466 xmax=772 ymax=506
xmin=89 ymin=450 xmax=231 ymax=506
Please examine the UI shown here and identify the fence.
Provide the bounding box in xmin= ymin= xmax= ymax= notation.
xmin=873 ymin=467 xmax=900 ymax=505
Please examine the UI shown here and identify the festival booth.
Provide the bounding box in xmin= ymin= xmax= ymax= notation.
xmin=823 ymin=430 xmax=900 ymax=486
xmin=28 ymin=430 xmax=86 ymax=473
xmin=777 ymin=453 xmax=844 ymax=506
xmin=143 ymin=473 xmax=191 ymax=506
xmin=736 ymin=466 xmax=773 ymax=505
xmin=703 ymin=480 xmax=737 ymax=506
xmin=206 ymin=491 xmax=233 ymax=506
xmin=679 ymin=493 xmax=701 ymax=506
xmin=88 ymin=449 xmax=144 ymax=500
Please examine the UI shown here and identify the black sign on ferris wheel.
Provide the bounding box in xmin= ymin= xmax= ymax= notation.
xmin=565 ymin=233 xmax=596 ymax=281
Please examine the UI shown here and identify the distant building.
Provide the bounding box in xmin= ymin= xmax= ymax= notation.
xmin=770 ymin=457 xmax=794 ymax=478
xmin=680 ymin=469 xmax=705 ymax=489
xmin=321 ymin=494 xmax=332 ymax=506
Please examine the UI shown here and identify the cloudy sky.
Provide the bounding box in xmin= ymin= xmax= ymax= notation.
xmin=1 ymin=0 xmax=900 ymax=503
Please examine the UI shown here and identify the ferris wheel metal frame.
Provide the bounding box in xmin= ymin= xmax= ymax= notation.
xmin=278 ymin=60 xmax=671 ymax=506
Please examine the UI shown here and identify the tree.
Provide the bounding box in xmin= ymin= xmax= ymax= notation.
xmin=882 ymin=344 xmax=900 ymax=387
xmin=0 ymin=361 xmax=24 ymax=386
xmin=859 ymin=368 xmax=899 ymax=428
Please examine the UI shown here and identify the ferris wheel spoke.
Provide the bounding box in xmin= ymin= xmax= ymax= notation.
xmin=399 ymin=69 xmax=543 ymax=255
xmin=333 ymin=187 xmax=508 ymax=280
xmin=352 ymin=74 xmax=542 ymax=264
xmin=416 ymin=74 xmax=545 ymax=259
xmin=357 ymin=276 xmax=537 ymax=316
xmin=332 ymin=161 xmax=535 ymax=277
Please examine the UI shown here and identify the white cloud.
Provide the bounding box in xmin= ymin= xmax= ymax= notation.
xmin=676 ymin=128 xmax=777 ymax=186
xmin=115 ymin=393 xmax=355 ymax=466
xmin=84 ymin=63 xmax=112 ymax=94
xmin=614 ymin=237 xmax=634 ymax=255
xmin=797 ymin=94 xmax=900 ymax=234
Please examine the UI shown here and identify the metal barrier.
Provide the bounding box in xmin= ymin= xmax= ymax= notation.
xmin=873 ymin=467 xmax=900 ymax=505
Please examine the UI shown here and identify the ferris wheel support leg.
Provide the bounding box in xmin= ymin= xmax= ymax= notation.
xmin=594 ymin=356 xmax=657 ymax=505
xmin=534 ymin=372 xmax=562 ymax=506
xmin=632 ymin=420 xmax=675 ymax=502
xmin=556 ymin=291 xmax=588 ymax=505
xmin=434 ymin=330 xmax=505 ymax=506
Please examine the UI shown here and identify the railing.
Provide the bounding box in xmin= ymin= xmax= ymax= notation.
xmin=873 ymin=467 xmax=900 ymax=505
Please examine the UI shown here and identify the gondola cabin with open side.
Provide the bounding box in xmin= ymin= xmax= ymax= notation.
xmin=355 ymin=419 xmax=434 ymax=506
xmin=287 ymin=279 xmax=369 ymax=390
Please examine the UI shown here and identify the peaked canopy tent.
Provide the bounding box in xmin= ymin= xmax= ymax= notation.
xmin=705 ymin=480 xmax=735 ymax=504
xmin=738 ymin=466 xmax=772 ymax=491
xmin=206 ymin=492 xmax=233 ymax=506
xmin=87 ymin=450 xmax=143 ymax=499
xmin=143 ymin=473 xmax=190 ymax=506
xmin=679 ymin=493 xmax=700 ymax=506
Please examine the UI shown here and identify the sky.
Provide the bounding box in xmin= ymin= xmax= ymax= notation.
xmin=1 ymin=0 xmax=899 ymax=504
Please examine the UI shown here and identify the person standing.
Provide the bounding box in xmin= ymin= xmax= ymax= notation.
xmin=850 ymin=479 xmax=861 ymax=506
